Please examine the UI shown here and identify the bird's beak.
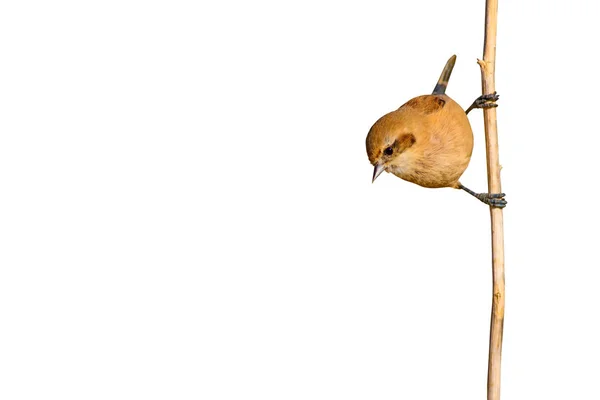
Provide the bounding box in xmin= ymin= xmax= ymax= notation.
xmin=372 ymin=163 xmax=385 ymax=183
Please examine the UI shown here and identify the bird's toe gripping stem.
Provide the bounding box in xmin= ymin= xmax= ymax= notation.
xmin=475 ymin=192 xmax=507 ymax=208
xmin=466 ymin=92 xmax=500 ymax=114
xmin=459 ymin=184 xmax=507 ymax=208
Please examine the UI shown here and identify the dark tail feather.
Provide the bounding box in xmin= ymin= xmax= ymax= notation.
xmin=432 ymin=55 xmax=457 ymax=95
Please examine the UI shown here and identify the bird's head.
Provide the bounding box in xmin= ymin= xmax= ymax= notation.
xmin=366 ymin=111 xmax=417 ymax=183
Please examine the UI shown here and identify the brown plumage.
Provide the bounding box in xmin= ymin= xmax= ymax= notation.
xmin=366 ymin=55 xmax=506 ymax=207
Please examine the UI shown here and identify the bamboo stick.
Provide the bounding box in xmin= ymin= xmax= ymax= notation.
xmin=476 ymin=1 xmax=505 ymax=400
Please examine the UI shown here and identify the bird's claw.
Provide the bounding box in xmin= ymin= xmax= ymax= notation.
xmin=466 ymin=92 xmax=500 ymax=114
xmin=476 ymin=192 xmax=507 ymax=208
xmin=474 ymin=92 xmax=499 ymax=109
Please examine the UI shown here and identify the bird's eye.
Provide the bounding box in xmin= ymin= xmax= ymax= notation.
xmin=384 ymin=147 xmax=394 ymax=156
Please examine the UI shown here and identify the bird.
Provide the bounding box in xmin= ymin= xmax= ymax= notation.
xmin=365 ymin=55 xmax=506 ymax=207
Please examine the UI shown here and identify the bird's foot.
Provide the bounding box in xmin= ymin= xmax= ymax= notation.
xmin=466 ymin=92 xmax=499 ymax=114
xmin=475 ymin=192 xmax=507 ymax=208
xmin=459 ymin=184 xmax=507 ymax=208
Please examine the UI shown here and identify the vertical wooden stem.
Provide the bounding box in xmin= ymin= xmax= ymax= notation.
xmin=476 ymin=1 xmax=505 ymax=400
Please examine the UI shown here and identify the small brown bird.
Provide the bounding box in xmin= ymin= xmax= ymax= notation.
xmin=366 ymin=55 xmax=506 ymax=207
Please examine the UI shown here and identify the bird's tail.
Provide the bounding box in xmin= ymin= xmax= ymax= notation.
xmin=432 ymin=55 xmax=457 ymax=95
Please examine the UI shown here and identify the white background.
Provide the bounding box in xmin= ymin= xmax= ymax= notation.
xmin=1 ymin=1 xmax=599 ymax=399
